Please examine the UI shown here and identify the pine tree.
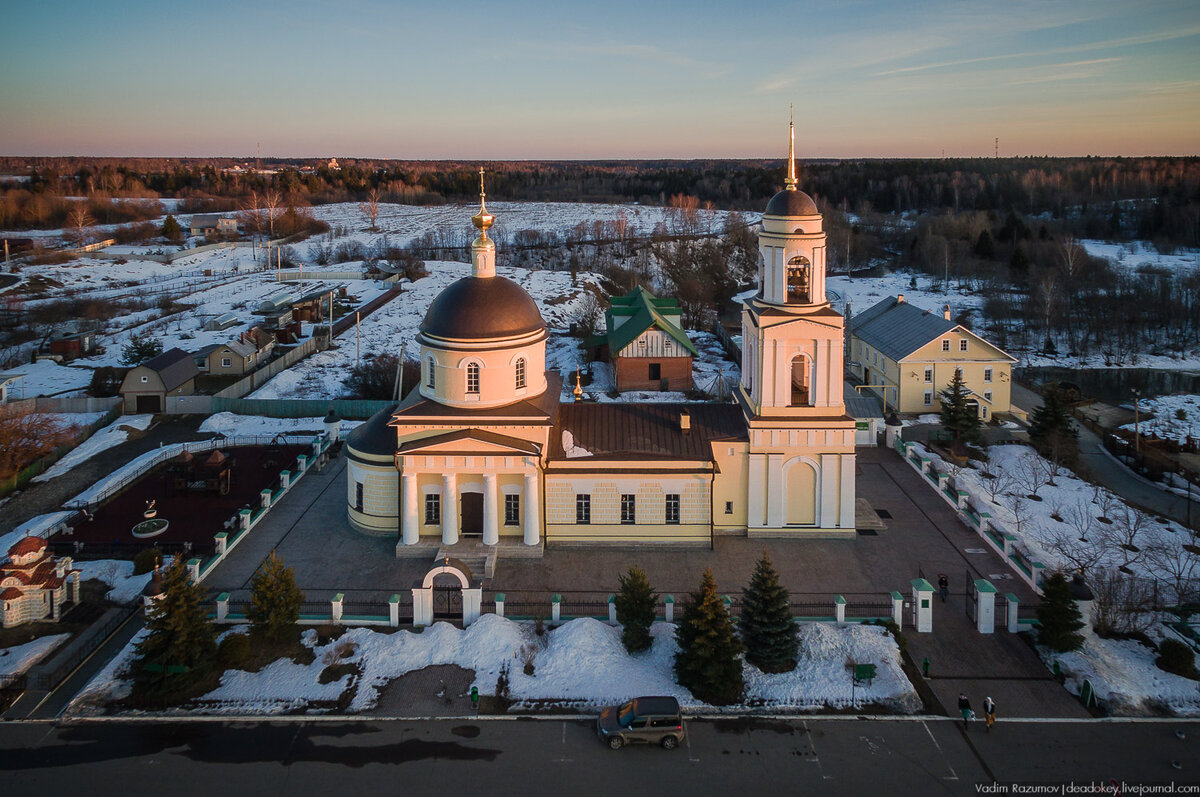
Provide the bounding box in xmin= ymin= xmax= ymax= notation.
xmin=614 ymin=566 xmax=656 ymax=653
xmin=938 ymin=369 xmax=981 ymax=447
xmin=1036 ymin=571 xmax=1085 ymax=652
xmin=739 ymin=552 xmax=798 ymax=673
xmin=134 ymin=559 xmax=216 ymax=689
xmin=675 ymin=569 xmax=744 ymax=705
xmin=248 ymin=551 xmax=304 ymax=643
xmin=1028 ymin=385 xmax=1079 ymax=467
xmin=161 ymin=214 xmax=182 ymax=242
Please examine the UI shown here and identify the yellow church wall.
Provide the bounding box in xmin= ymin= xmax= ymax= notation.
xmin=711 ymin=442 xmax=749 ymax=533
xmin=544 ymin=472 xmax=711 ymax=543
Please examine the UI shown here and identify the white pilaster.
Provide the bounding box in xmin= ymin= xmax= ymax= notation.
xmin=839 ymin=453 xmax=856 ymax=528
xmin=747 ymin=454 xmax=766 ymax=527
xmin=442 ymin=472 xmax=458 ymax=545
xmin=766 ymin=453 xmax=784 ymax=527
xmin=483 ymin=473 xmax=499 ymax=546
xmin=402 ymin=472 xmax=419 ymax=545
xmin=463 ymin=587 xmax=483 ymax=626
xmin=412 ymin=587 xmax=433 ymax=627
xmin=523 ymin=472 xmax=540 ymax=546
xmin=820 ymin=453 xmax=838 ymax=528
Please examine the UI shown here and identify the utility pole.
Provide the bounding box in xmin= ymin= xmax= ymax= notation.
xmin=1132 ymin=389 xmax=1141 ymax=456
xmin=356 ymin=310 xmax=361 ymax=364
xmin=994 ymin=138 xmax=999 ymax=158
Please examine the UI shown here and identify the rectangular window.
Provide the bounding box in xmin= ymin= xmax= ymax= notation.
xmin=354 ymin=482 xmax=363 ymax=512
xmin=984 ymin=391 xmax=993 ymax=403
xmin=665 ymin=494 xmax=680 ymax=524
xmin=620 ymin=494 xmax=636 ymax=524
xmin=504 ymin=494 xmax=520 ymax=525
xmin=725 ymin=501 xmax=733 ymax=515
xmin=984 ymin=368 xmax=993 ymax=383
xmin=923 ymin=391 xmax=933 ymax=406
xmin=648 ymin=363 xmax=661 ymax=381
xmin=959 ymin=339 xmax=968 ymax=352
xmin=424 ymin=494 xmax=440 ymax=525
xmin=923 ymin=367 xmax=933 ymax=383
xmin=982 ymin=406 xmax=989 ymax=419
xmin=941 ymin=339 xmax=950 ymax=352
xmin=575 ymin=494 xmax=591 ymax=524
xmin=466 ymin=363 xmax=480 ymax=394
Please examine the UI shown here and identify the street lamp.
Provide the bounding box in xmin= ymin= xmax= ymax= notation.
xmin=1132 ymin=389 xmax=1142 ymax=456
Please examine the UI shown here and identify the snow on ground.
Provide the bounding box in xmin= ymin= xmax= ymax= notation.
xmin=1120 ymin=394 xmax=1200 ymax=444
xmin=1081 ymin=239 xmax=1200 ymax=275
xmin=36 ymin=411 xmax=106 ymax=431
xmin=0 ymin=511 xmax=75 ymax=549
xmin=74 ymin=559 xmax=153 ymax=605
xmin=250 ymin=261 xmax=604 ymax=400
xmin=1 ymin=359 xmax=93 ymax=398
xmin=199 ymin=412 xmax=362 ymax=437
xmin=1045 ymin=622 xmax=1200 ymax=716
xmin=66 ymin=628 xmax=148 ymax=715
xmin=33 ymin=414 xmax=152 ymax=483
xmin=0 ymin=634 xmax=70 ymax=678
xmin=76 ymin=615 xmax=916 ymax=715
xmin=828 ymin=271 xmax=986 ymax=322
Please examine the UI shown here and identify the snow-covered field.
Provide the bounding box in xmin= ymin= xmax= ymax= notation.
xmin=74 ymin=559 xmax=154 ymax=605
xmin=32 ymin=414 xmax=152 ymax=483
xmin=0 ymin=359 xmax=94 ymax=398
xmin=1081 ymin=239 xmax=1200 ymax=275
xmin=199 ymin=412 xmax=362 ymax=437
xmin=828 ymin=271 xmax=986 ymax=323
xmin=1120 ymin=394 xmax=1200 ymax=444
xmin=0 ymin=634 xmax=70 ymax=678
xmin=67 ymin=615 xmax=917 ymax=717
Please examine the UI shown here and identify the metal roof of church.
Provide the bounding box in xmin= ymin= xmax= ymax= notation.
xmin=848 ymin=297 xmax=957 ymax=362
xmin=551 ymin=402 xmax=745 ymax=460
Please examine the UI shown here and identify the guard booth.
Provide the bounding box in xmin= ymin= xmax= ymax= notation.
xmin=965 ymin=574 xmax=998 ymax=634
xmin=910 ymin=578 xmax=934 ymax=632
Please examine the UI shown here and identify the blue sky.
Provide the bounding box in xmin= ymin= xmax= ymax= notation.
xmin=1 ymin=0 xmax=1197 ymax=157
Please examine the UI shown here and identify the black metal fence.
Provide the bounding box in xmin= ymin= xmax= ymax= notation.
xmin=28 ymin=607 xmax=137 ymax=691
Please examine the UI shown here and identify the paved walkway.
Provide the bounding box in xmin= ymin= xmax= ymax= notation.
xmin=1013 ymin=382 xmax=1200 ymax=529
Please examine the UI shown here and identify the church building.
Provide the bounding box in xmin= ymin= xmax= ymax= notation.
xmin=346 ymin=121 xmax=857 ymax=551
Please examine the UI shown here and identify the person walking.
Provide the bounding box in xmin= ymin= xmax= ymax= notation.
xmin=957 ymin=693 xmax=972 ymax=731
xmin=938 ymin=574 xmax=950 ymax=603
xmin=984 ymin=696 xmax=996 ymax=732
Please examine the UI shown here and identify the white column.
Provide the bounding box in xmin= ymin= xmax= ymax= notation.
xmin=747 ymin=453 xmax=766 ymax=528
xmin=402 ymin=472 xmax=419 ymax=545
xmin=766 ymin=453 xmax=784 ymax=527
xmin=523 ymin=472 xmax=540 ymax=546
xmin=820 ymin=454 xmax=838 ymax=528
xmin=839 ymin=453 xmax=856 ymax=529
xmin=442 ymin=472 xmax=458 ymax=545
xmin=483 ymin=473 xmax=499 ymax=546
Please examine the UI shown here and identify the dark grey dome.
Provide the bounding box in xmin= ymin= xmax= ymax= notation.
xmin=420 ymin=276 xmax=545 ymax=340
xmin=346 ymin=404 xmax=398 ymax=456
xmin=765 ymin=189 xmax=818 ymax=217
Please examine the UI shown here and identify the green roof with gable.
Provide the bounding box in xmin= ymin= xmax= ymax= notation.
xmin=604 ymin=286 xmax=698 ymax=357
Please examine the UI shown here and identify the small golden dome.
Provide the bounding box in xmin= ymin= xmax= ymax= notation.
xmin=472 ymin=165 xmax=494 ymax=235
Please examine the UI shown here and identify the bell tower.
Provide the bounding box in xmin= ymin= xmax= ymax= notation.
xmin=736 ymin=112 xmax=856 ymax=538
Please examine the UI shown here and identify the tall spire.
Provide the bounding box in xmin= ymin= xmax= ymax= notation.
xmin=785 ymin=105 xmax=798 ymax=191
xmin=471 ymin=165 xmax=495 ymax=238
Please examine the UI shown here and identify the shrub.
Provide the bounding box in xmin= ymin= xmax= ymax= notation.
xmin=614 ymin=566 xmax=656 ymax=654
xmin=132 ymin=548 xmax=160 ymax=576
xmin=120 ymin=335 xmax=163 ymax=366
xmin=217 ymin=633 xmax=251 ymax=667
xmin=1155 ymin=639 xmax=1198 ymax=680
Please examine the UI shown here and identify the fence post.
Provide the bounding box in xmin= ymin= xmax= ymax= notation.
xmin=551 ymin=593 xmax=561 ymax=624
xmin=890 ymin=591 xmax=903 ymax=628
xmin=956 ymin=490 xmax=969 ymax=510
xmin=186 ymin=558 xmax=201 ymax=584
xmin=722 ymin=595 xmax=733 ymax=615
xmin=279 ymin=470 xmax=291 ymax=490
xmin=216 ymin=592 xmax=229 ymax=622
xmin=835 ymin=595 xmax=847 ymax=625
xmin=495 ymin=593 xmax=505 ymax=618
xmin=664 ymin=594 xmax=675 ymax=623
xmin=936 ymin=472 xmax=948 ymax=492
xmin=332 ymin=593 xmax=344 ymax=624
xmin=260 ymin=489 xmax=272 ymax=509
xmin=214 ymin=532 xmax=227 ymax=555
xmin=1006 ymin=592 xmax=1020 ymax=633
xmin=607 ymin=595 xmax=617 ymax=625
xmin=389 ymin=594 xmax=400 ymax=627
xmin=1032 ymin=562 xmax=1046 ymax=593
xmin=239 ymin=508 xmax=252 ymax=530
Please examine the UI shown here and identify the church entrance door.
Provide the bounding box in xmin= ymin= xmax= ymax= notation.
xmin=460 ymin=493 xmax=483 ymax=537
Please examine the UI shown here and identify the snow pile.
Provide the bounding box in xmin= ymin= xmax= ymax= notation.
xmin=33 ymin=414 xmax=153 ymax=483
xmin=199 ymin=630 xmax=351 ymax=714
xmin=0 ymin=510 xmax=75 ymax=550
xmin=1047 ymin=624 xmax=1200 ymax=716
xmin=199 ymin=412 xmax=361 ymax=437
xmin=1120 ymin=394 xmax=1200 ymax=444
xmin=67 ymin=628 xmax=148 ymax=715
xmin=744 ymin=623 xmax=919 ymax=711
xmin=75 ymin=559 xmax=153 ymax=605
xmin=0 ymin=634 xmax=70 ymax=677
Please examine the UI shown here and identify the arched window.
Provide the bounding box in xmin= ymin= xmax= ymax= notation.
xmin=790 ymin=354 xmax=811 ymax=406
xmin=786 ymin=255 xmax=811 ymax=303
xmin=426 ymin=357 xmax=436 ymax=388
xmin=466 ymin=362 xmax=480 ymax=394
xmin=515 ymin=358 xmax=526 ymax=390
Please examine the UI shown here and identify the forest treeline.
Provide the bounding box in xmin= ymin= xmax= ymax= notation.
xmin=2 ymin=156 xmax=1198 ymax=247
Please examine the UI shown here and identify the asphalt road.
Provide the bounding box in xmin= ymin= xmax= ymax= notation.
xmin=2 ymin=717 xmax=1198 ymax=796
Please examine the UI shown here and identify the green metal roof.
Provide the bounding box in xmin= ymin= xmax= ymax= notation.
xmin=604 ymin=286 xmax=697 ymax=357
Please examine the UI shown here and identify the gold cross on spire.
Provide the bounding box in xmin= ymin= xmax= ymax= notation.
xmin=471 ymin=165 xmax=495 ymax=235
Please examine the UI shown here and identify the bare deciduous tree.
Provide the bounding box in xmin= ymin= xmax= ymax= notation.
xmin=1098 ymin=506 xmax=1151 ymax=570
xmin=0 ymin=407 xmax=73 ymax=481
xmin=1144 ymin=535 xmax=1200 ymax=606
xmin=262 ymin=190 xmax=283 ymax=238
xmin=1016 ymin=453 xmax=1050 ymax=499
xmin=1045 ymin=523 xmax=1109 ymax=574
xmin=1089 ymin=568 xmax=1157 ymax=636
xmin=67 ymin=205 xmax=95 ymax=247
xmin=980 ymin=468 xmax=1014 ymax=505
xmin=1064 ymin=499 xmax=1097 ymax=542
xmin=360 ymin=188 xmax=381 ymax=231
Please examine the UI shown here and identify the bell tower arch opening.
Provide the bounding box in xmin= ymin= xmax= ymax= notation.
xmin=789 ymin=354 xmax=812 ymax=406
xmin=786 ymin=255 xmax=811 ymax=304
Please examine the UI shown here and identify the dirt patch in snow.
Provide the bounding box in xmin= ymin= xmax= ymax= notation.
xmin=368 ymin=663 xmax=476 ymax=716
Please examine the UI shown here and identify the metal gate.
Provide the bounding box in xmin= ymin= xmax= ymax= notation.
xmin=994 ymin=593 xmax=1008 ymax=631
xmin=433 ymin=586 xmax=462 ymax=620
xmin=964 ymin=570 xmax=977 ymax=623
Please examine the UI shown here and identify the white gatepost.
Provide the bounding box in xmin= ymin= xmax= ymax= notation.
xmin=214 ymin=532 xmax=228 ymax=555
xmin=607 ymin=595 xmax=617 ymax=625
xmin=239 ymin=508 xmax=252 ymax=530
xmin=664 ymin=595 xmax=675 ymax=623
xmin=890 ymin=591 xmax=904 ymax=628
xmin=834 ymin=595 xmax=847 ymax=625
xmin=551 ymin=594 xmax=562 ymax=623
xmin=974 ymin=579 xmax=997 ymax=633
xmin=911 ymin=578 xmax=934 ymax=633
xmin=280 ymin=470 xmax=291 ymax=490
xmin=1006 ymin=592 xmax=1021 ymax=633
xmin=412 ymin=587 xmax=433 ymax=627
xmin=186 ymin=558 xmax=201 ymax=584
xmin=216 ymin=592 xmax=229 ymax=622
xmin=331 ymin=593 xmax=344 ymax=624
xmin=388 ymin=594 xmax=400 ymax=627
xmin=260 ymin=489 xmax=272 ymax=509
xmin=463 ymin=588 xmax=482 ymax=627
xmin=495 ymin=593 xmax=505 ymax=618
